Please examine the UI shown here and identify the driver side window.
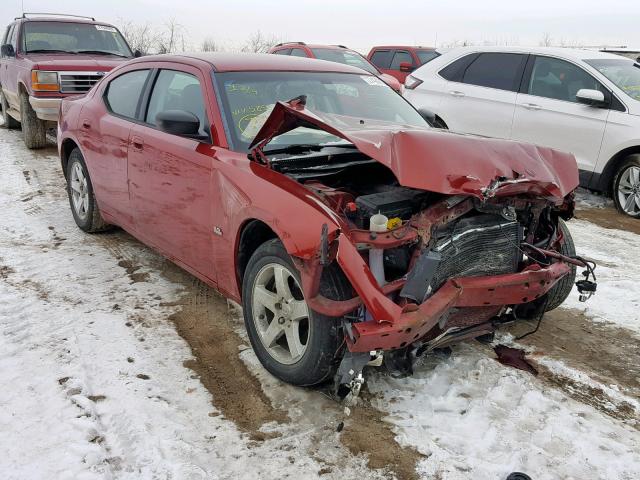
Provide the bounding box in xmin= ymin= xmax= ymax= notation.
xmin=145 ymin=70 xmax=207 ymax=135
xmin=528 ymin=56 xmax=605 ymax=103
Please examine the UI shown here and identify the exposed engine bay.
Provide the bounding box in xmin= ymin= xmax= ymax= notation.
xmin=267 ymin=146 xmax=596 ymax=402
xmin=250 ymin=101 xmax=597 ymax=403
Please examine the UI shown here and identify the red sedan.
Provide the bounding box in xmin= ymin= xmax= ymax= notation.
xmin=58 ymin=53 xmax=589 ymax=397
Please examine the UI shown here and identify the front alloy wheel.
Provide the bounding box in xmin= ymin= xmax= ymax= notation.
xmin=242 ymin=239 xmax=349 ymax=386
xmin=251 ymin=263 xmax=310 ymax=365
xmin=616 ymin=164 xmax=640 ymax=217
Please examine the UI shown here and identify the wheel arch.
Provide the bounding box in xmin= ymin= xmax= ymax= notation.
xmin=235 ymin=218 xmax=279 ymax=293
xmin=597 ymin=145 xmax=640 ymax=195
xmin=60 ymin=137 xmax=80 ymax=179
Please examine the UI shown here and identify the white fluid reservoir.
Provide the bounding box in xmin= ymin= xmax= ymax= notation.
xmin=369 ymin=213 xmax=388 ymax=286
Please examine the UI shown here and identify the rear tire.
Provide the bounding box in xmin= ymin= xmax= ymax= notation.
xmin=20 ymin=92 xmax=47 ymax=149
xmin=66 ymin=148 xmax=111 ymax=233
xmin=612 ymin=155 xmax=640 ymax=218
xmin=0 ymin=89 xmax=20 ymax=129
xmin=242 ymin=239 xmax=351 ymax=386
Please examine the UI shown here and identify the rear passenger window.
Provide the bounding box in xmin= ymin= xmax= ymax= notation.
xmin=273 ymin=49 xmax=290 ymax=55
xmin=370 ymin=50 xmax=393 ymax=69
xmin=390 ymin=51 xmax=413 ymax=69
xmin=461 ymin=53 xmax=526 ymax=91
xmin=528 ymin=56 xmax=605 ymax=103
xmin=104 ymin=69 xmax=149 ymax=119
xmin=290 ymin=48 xmax=307 ymax=57
xmin=145 ymin=70 xmax=207 ymax=135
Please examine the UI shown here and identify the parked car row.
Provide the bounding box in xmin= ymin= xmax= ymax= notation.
xmin=404 ymin=46 xmax=640 ymax=218
xmin=0 ymin=13 xmax=605 ymax=397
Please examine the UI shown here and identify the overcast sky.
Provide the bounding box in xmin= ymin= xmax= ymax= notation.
xmin=3 ymin=0 xmax=640 ymax=53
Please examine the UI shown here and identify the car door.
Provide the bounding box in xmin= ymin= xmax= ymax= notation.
xmin=511 ymin=55 xmax=610 ymax=174
xmin=438 ymin=52 xmax=527 ymax=138
xmin=1 ymin=23 xmax=18 ymax=110
xmin=128 ymin=66 xmax=216 ymax=281
xmin=84 ymin=68 xmax=152 ymax=228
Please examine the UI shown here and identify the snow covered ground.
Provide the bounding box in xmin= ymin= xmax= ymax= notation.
xmin=1 ymin=126 xmax=639 ymax=479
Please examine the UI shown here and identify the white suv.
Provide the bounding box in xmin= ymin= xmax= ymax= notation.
xmin=403 ymin=47 xmax=640 ymax=217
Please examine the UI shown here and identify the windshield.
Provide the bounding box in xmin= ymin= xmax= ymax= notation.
xmin=214 ymin=71 xmax=427 ymax=152
xmin=310 ymin=48 xmax=379 ymax=75
xmin=416 ymin=50 xmax=440 ymax=65
xmin=22 ymin=21 xmax=132 ymax=56
xmin=585 ymin=58 xmax=640 ymax=101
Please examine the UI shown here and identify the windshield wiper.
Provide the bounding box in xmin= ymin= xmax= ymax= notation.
xmin=27 ymin=49 xmax=76 ymax=54
xmin=75 ymin=50 xmax=129 ymax=58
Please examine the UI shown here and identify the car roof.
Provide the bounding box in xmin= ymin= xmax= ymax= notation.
xmin=370 ymin=46 xmax=436 ymax=51
xmin=19 ymin=17 xmax=109 ymax=26
xmin=444 ymin=45 xmax=627 ymax=62
xmin=276 ymin=43 xmax=349 ymax=51
xmin=132 ymin=52 xmax=375 ymax=74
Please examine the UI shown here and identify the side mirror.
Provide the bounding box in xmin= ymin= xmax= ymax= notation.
xmin=576 ymin=89 xmax=606 ymax=107
xmin=134 ymin=49 xmax=142 ymax=58
xmin=418 ymin=108 xmax=436 ymax=127
xmin=399 ymin=61 xmax=414 ymax=73
xmin=1 ymin=44 xmax=15 ymax=57
xmin=156 ymin=110 xmax=203 ymax=138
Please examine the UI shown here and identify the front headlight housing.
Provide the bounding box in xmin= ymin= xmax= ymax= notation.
xmin=31 ymin=70 xmax=59 ymax=92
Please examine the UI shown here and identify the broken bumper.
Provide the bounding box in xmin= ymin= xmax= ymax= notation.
xmin=345 ymin=262 xmax=570 ymax=352
xmin=29 ymin=96 xmax=61 ymax=122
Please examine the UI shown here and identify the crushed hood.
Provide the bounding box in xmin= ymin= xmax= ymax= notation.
xmin=249 ymin=101 xmax=579 ymax=202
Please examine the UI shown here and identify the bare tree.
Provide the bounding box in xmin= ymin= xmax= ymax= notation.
xmin=201 ymin=37 xmax=220 ymax=52
xmin=241 ymin=30 xmax=281 ymax=53
xmin=118 ymin=19 xmax=154 ymax=54
xmin=156 ymin=18 xmax=184 ymax=54
xmin=539 ymin=32 xmax=553 ymax=47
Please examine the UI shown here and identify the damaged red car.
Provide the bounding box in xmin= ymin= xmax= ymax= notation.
xmin=58 ymin=53 xmax=594 ymax=397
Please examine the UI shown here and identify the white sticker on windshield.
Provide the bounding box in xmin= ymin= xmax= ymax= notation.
xmin=361 ymin=75 xmax=385 ymax=86
xmin=96 ymin=25 xmax=117 ymax=33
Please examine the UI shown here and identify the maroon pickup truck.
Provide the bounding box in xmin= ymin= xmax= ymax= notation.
xmin=0 ymin=13 xmax=135 ymax=148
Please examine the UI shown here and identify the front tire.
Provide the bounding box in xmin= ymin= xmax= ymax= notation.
xmin=516 ymin=219 xmax=576 ymax=318
xmin=0 ymin=89 xmax=20 ymax=129
xmin=66 ymin=148 xmax=111 ymax=233
xmin=612 ymin=155 xmax=640 ymax=218
xmin=242 ymin=239 xmax=350 ymax=386
xmin=20 ymin=92 xmax=47 ymax=149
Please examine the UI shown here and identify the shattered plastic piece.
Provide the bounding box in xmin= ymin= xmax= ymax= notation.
xmin=493 ymin=345 xmax=538 ymax=376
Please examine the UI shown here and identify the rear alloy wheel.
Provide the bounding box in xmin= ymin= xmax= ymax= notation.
xmin=66 ymin=148 xmax=111 ymax=233
xmin=613 ymin=156 xmax=640 ymax=218
xmin=242 ymin=239 xmax=350 ymax=386
xmin=0 ymin=89 xmax=20 ymax=129
xmin=20 ymin=92 xmax=47 ymax=149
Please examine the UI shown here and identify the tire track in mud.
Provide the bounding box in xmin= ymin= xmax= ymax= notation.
xmin=574 ymin=206 xmax=640 ymax=236
xmin=160 ymin=261 xmax=424 ymax=478
xmin=508 ymin=308 xmax=640 ymax=428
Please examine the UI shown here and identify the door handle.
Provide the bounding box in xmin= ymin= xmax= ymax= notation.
xmin=131 ymin=136 xmax=144 ymax=150
xmin=81 ymin=119 xmax=91 ymax=129
xmin=522 ymin=103 xmax=541 ymax=111
xmin=449 ymin=90 xmax=465 ymax=97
